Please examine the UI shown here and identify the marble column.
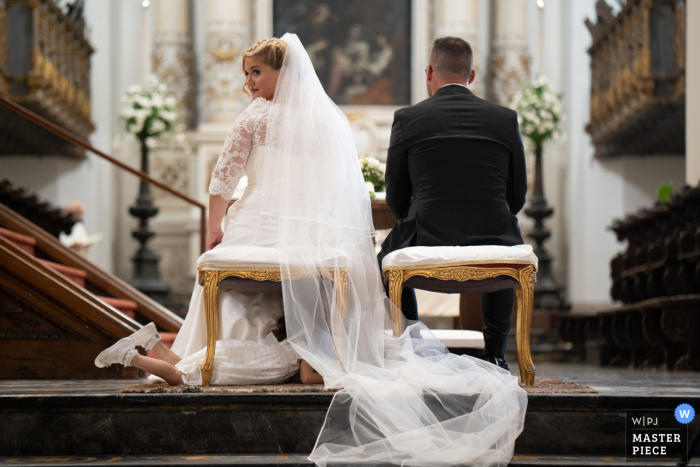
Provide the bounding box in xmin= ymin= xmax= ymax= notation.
xmin=152 ymin=0 xmax=196 ymax=129
xmin=411 ymin=0 xmax=430 ymax=104
xmin=433 ymin=0 xmax=482 ymax=97
xmin=252 ymin=0 xmax=272 ymax=43
xmin=201 ymin=0 xmax=251 ymax=123
xmin=144 ymin=0 xmax=199 ymax=302
xmin=141 ymin=1 xmax=153 ymax=85
xmin=487 ymin=0 xmax=530 ymax=107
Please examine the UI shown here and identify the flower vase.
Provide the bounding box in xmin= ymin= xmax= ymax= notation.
xmin=523 ymin=143 xmax=568 ymax=309
xmin=129 ymin=138 xmax=171 ymax=300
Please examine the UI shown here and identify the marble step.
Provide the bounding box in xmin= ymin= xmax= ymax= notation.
xmin=0 ymin=454 xmax=697 ymax=466
xmin=0 ymin=228 xmax=145 ymax=322
xmin=3 ymin=384 xmax=700 ymax=459
xmin=0 ymin=226 xmax=36 ymax=255
xmin=0 ymin=226 xmax=92 ymax=289
xmin=40 ymin=258 xmax=88 ymax=287
xmin=96 ymin=295 xmax=139 ymax=318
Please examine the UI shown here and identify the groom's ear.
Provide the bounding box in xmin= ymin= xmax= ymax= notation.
xmin=468 ymin=68 xmax=476 ymax=86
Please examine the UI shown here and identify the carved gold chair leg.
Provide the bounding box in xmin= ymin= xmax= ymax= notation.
xmin=199 ymin=270 xmax=220 ymax=387
xmin=515 ymin=266 xmax=536 ymax=386
xmin=335 ymin=271 xmax=349 ymax=322
xmin=332 ymin=270 xmax=350 ymax=368
xmin=387 ymin=269 xmax=404 ymax=337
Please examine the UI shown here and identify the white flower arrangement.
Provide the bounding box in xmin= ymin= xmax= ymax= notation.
xmin=359 ymin=156 xmax=387 ymax=194
xmin=121 ymin=75 xmax=181 ymax=143
xmin=365 ymin=181 xmax=377 ymax=201
xmin=511 ymin=76 xmax=565 ymax=147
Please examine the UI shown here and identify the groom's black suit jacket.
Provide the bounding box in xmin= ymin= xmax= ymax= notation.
xmin=379 ymin=85 xmax=527 ymax=266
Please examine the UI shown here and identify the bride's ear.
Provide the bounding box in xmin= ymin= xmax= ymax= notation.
xmin=275 ymin=65 xmax=288 ymax=88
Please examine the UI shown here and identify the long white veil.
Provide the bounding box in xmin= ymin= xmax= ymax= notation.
xmin=261 ymin=33 xmax=527 ymax=466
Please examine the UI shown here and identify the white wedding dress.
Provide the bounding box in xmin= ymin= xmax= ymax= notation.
xmin=149 ymin=97 xmax=300 ymax=386
xmin=152 ymin=34 xmax=527 ymax=467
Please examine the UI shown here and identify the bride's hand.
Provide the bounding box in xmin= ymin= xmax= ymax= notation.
xmin=206 ymin=229 xmax=224 ymax=250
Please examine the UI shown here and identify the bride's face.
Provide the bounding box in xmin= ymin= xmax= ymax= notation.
xmin=244 ymin=56 xmax=280 ymax=101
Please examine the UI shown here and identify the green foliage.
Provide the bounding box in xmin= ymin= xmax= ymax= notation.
xmin=359 ymin=156 xmax=386 ymax=192
xmin=658 ymin=182 xmax=674 ymax=203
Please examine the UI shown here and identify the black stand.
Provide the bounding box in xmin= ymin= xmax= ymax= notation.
xmin=129 ymin=139 xmax=170 ymax=301
xmin=524 ymin=143 xmax=569 ymax=309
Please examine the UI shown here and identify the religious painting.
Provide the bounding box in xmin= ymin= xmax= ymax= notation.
xmin=273 ymin=0 xmax=411 ymax=106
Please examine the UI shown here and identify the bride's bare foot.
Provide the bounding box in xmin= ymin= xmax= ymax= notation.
xmin=300 ymin=360 xmax=323 ymax=384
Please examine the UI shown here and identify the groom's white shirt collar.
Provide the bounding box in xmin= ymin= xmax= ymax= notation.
xmin=439 ymin=83 xmax=468 ymax=89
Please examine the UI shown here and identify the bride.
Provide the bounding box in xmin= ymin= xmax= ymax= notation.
xmin=95 ymin=37 xmax=321 ymax=387
xmin=95 ymin=33 xmax=527 ymax=466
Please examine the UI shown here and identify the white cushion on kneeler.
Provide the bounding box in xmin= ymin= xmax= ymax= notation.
xmin=420 ymin=329 xmax=485 ymax=349
xmin=198 ymin=245 xmax=349 ymax=269
xmin=382 ymin=245 xmax=538 ymax=271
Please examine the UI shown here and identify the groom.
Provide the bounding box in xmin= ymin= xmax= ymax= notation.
xmin=378 ymin=37 xmax=527 ymax=370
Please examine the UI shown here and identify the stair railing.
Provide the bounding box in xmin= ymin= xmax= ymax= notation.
xmin=0 ymin=94 xmax=207 ymax=254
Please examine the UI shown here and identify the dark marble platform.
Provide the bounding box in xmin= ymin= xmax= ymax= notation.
xmin=511 ymin=361 xmax=700 ymax=396
xmin=1 ymin=363 xmax=699 ymax=461
xmin=0 ymin=454 xmax=698 ymax=466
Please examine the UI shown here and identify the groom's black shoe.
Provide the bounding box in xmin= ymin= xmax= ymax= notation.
xmin=482 ymin=355 xmax=509 ymax=371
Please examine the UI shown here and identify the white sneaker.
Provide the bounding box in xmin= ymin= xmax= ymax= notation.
xmin=94 ymin=338 xmax=139 ymax=368
xmin=129 ymin=322 xmax=161 ymax=350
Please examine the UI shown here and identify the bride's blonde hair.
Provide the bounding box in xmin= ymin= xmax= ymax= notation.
xmin=241 ymin=38 xmax=287 ymax=95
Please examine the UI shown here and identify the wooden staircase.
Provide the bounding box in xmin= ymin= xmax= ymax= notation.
xmin=0 ymin=203 xmax=182 ymax=379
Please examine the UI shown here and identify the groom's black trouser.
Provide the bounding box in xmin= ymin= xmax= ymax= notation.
xmin=480 ymin=288 xmax=515 ymax=358
xmin=399 ymin=288 xmax=418 ymax=321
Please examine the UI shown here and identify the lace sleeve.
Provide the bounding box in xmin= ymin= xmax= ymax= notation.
xmin=208 ymin=98 xmax=269 ymax=199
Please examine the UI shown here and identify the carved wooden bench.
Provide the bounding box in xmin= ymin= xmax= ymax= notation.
xmin=381 ymin=245 xmax=538 ymax=386
xmin=196 ymin=246 xmax=349 ymax=386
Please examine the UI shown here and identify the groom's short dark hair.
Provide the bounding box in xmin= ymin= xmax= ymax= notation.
xmin=430 ymin=37 xmax=473 ymax=79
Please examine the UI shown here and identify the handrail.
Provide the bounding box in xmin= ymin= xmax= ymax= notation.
xmin=0 ymin=203 xmax=183 ymax=332
xmin=0 ymin=94 xmax=207 ymax=254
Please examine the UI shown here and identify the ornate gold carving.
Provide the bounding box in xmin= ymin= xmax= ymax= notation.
xmin=197 ymin=265 xmax=350 ymax=385
xmin=515 ymin=266 xmax=535 ymax=386
xmin=487 ymin=53 xmax=529 ymax=106
xmin=331 ymin=270 xmax=349 ymax=368
xmin=586 ymin=0 xmax=685 ymax=157
xmin=203 ymin=32 xmax=250 ymax=122
xmin=152 ymin=6 xmax=197 ymax=130
xmin=21 ymin=0 xmax=94 ymax=136
xmin=199 ymin=269 xmax=220 ymax=387
xmin=486 ymin=0 xmax=530 ymax=108
xmin=385 ymin=264 xmax=536 ymax=386
xmin=387 ymin=269 xmax=404 ymax=337
xmin=382 ymin=259 xmax=537 ymax=273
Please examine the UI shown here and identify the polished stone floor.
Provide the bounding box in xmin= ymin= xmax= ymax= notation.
xmin=511 ymin=362 xmax=700 ymax=396
xmin=0 ymin=378 xmax=146 ymax=395
xmin=1 ymin=362 xmax=700 ymax=397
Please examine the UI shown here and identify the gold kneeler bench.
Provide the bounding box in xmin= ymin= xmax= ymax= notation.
xmin=381 ymin=245 xmax=538 ymax=386
xmin=196 ymin=265 xmax=349 ymax=386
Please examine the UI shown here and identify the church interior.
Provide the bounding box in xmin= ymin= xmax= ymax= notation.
xmin=1 ymin=0 xmax=699 ymax=465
